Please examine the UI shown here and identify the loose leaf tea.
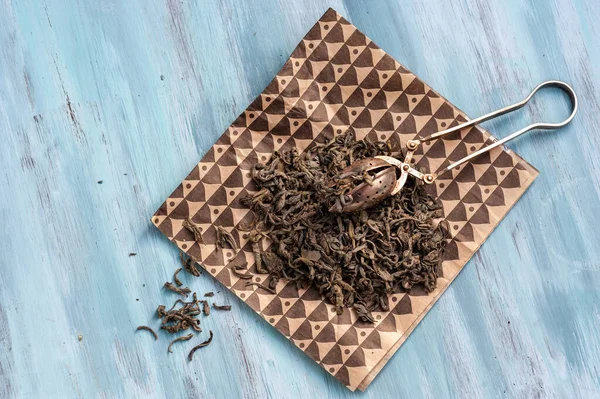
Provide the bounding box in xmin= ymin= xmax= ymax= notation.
xmin=232 ymin=268 xmax=252 ymax=279
xmin=216 ymin=226 xmax=237 ymax=252
xmin=243 ymin=132 xmax=449 ymax=322
xmin=180 ymin=252 xmax=201 ymax=277
xmin=183 ymin=217 xmax=204 ymax=243
xmin=136 ymin=253 xmax=228 ymax=360
xmin=158 ymin=293 xmax=202 ymax=333
xmin=136 ymin=325 xmax=158 ymax=341
xmin=164 ymin=282 xmax=191 ymax=297
xmin=245 ymin=281 xmax=276 ymax=295
xmin=231 ymin=263 xmax=252 ymax=279
xmin=201 ymin=300 xmax=210 ymax=316
xmin=188 ymin=331 xmax=214 ymax=362
xmin=173 ymin=268 xmax=183 ymax=287
xmin=167 ymin=333 xmax=193 ymax=353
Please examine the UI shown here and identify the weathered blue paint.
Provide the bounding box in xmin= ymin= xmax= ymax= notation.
xmin=1 ymin=0 xmax=599 ymax=397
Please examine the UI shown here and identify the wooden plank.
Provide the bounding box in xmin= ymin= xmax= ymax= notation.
xmin=0 ymin=0 xmax=598 ymax=397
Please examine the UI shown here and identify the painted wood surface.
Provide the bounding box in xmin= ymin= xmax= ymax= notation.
xmin=1 ymin=0 xmax=599 ymax=397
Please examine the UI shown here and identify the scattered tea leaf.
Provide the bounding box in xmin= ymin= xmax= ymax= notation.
xmin=204 ymin=292 xmax=214 ymax=297
xmin=201 ymin=300 xmax=210 ymax=316
xmin=212 ymin=304 xmax=231 ymax=311
xmin=232 ymin=268 xmax=252 ymax=279
xmin=167 ymin=299 xmax=186 ymax=312
xmin=136 ymin=325 xmax=158 ymax=341
xmin=159 ymin=294 xmax=202 ymax=334
xmin=216 ymin=226 xmax=237 ymax=252
xmin=129 ymin=253 xmax=137 ymax=257
xmin=180 ymin=252 xmax=201 ymax=277
xmin=353 ymin=302 xmax=375 ymax=323
xmin=167 ymin=333 xmax=193 ymax=353
xmin=183 ymin=217 xmax=204 ymax=243
xmin=245 ymin=282 xmax=276 ymax=295
xmin=173 ymin=268 xmax=183 ymax=287
xmin=188 ymin=331 xmax=214 ymax=361
xmin=250 ymin=236 xmax=267 ymax=274
xmin=164 ymin=282 xmax=191 ymax=297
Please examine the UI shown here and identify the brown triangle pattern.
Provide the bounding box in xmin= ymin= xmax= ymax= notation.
xmin=152 ymin=8 xmax=538 ymax=391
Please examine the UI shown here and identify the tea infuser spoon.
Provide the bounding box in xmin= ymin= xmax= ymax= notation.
xmin=332 ymin=80 xmax=578 ymax=213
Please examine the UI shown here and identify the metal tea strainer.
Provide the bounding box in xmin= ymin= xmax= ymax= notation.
xmin=332 ymin=80 xmax=578 ymax=213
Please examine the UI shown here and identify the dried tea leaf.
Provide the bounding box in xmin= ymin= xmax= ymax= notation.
xmin=173 ymin=268 xmax=183 ymax=287
xmin=183 ymin=217 xmax=204 ymax=243
xmin=245 ymin=282 xmax=276 ymax=295
xmin=180 ymin=252 xmax=201 ymax=277
xmin=158 ymin=294 xmax=202 ymax=334
xmin=164 ymin=282 xmax=191 ymax=297
xmin=216 ymin=226 xmax=238 ymax=252
xmin=201 ymin=300 xmax=210 ymax=316
xmin=136 ymin=325 xmax=158 ymax=341
xmin=188 ymin=331 xmax=214 ymax=361
xmin=232 ymin=268 xmax=252 ymax=279
xmin=167 ymin=333 xmax=193 ymax=353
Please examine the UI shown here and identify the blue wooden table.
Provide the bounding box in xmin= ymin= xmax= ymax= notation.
xmin=1 ymin=1 xmax=599 ymax=397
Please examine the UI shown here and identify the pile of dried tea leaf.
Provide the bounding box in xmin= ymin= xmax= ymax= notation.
xmin=243 ymin=132 xmax=449 ymax=322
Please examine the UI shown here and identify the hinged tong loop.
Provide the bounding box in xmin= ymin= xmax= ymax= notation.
xmin=403 ymin=80 xmax=578 ymax=183
xmin=333 ymin=80 xmax=578 ymax=213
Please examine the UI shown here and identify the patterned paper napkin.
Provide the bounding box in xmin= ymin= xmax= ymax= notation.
xmin=152 ymin=8 xmax=538 ymax=391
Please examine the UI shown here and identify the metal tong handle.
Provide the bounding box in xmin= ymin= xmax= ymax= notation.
xmin=406 ymin=80 xmax=578 ymax=182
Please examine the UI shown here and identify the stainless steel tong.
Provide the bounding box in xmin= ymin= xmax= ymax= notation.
xmin=333 ymin=80 xmax=578 ymax=213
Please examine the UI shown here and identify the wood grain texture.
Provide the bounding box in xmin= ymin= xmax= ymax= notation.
xmin=0 ymin=0 xmax=599 ymax=397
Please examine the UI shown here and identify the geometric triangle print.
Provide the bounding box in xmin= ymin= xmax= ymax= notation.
xmin=308 ymin=302 xmax=331 ymax=322
xmin=455 ymin=222 xmax=475 ymax=242
xmin=446 ymin=202 xmax=467 ymax=222
xmin=500 ymin=168 xmax=521 ymax=189
xmin=314 ymin=323 xmax=337 ymax=343
xmin=485 ymin=186 xmax=506 ymax=207
xmin=345 ymin=347 xmax=366 ymax=367
xmin=335 ymin=366 xmax=351 ymax=387
xmin=338 ymin=326 xmax=359 ymax=346
xmin=361 ymin=330 xmax=382 ymax=349
xmin=470 ymin=204 xmax=490 ymax=224
xmin=376 ymin=312 xmax=397 ymax=332
xmin=465 ymin=202 xmax=483 ymax=220
xmin=305 ymin=341 xmax=322 ymax=362
xmin=478 ymin=166 xmax=499 ymax=187
xmin=291 ymin=319 xmax=314 ymax=341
